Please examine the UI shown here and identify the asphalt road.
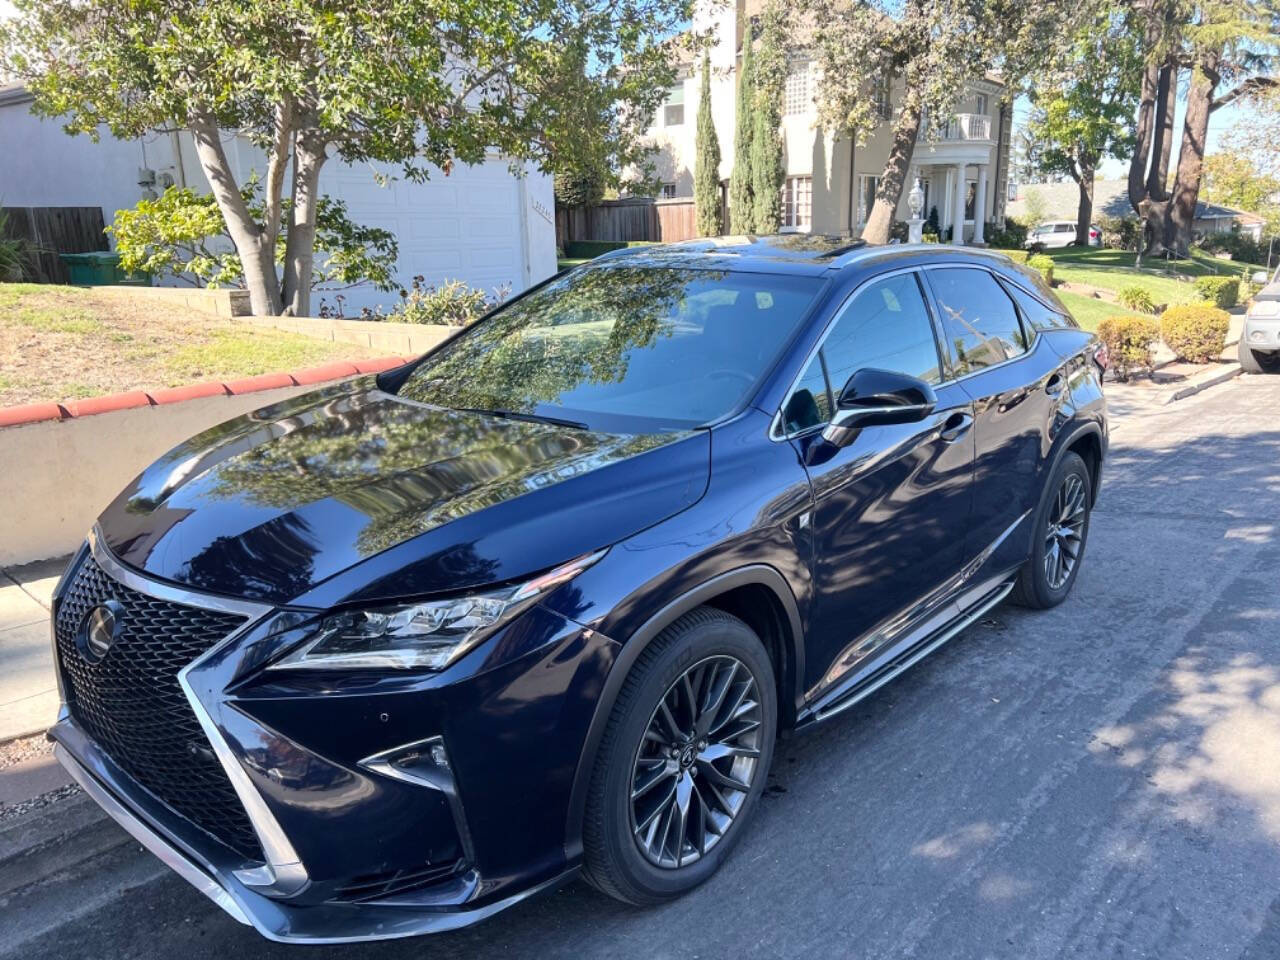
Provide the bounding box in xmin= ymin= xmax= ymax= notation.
xmin=7 ymin=375 xmax=1280 ymax=960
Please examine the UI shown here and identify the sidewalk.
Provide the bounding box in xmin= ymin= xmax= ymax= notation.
xmin=0 ymin=556 xmax=67 ymax=743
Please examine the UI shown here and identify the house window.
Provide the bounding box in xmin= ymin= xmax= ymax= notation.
xmin=974 ymin=93 xmax=988 ymax=115
xmin=873 ymin=75 xmax=893 ymax=122
xmin=784 ymin=63 xmax=811 ymax=115
xmin=857 ymin=174 xmax=880 ymax=225
xmin=660 ymin=182 xmax=678 ymax=199
xmin=663 ymin=85 xmax=685 ymax=127
xmin=1007 ymin=180 xmax=1018 ymax=202
xmin=965 ymin=179 xmax=977 ymax=221
xmin=781 ymin=176 xmax=812 ymax=229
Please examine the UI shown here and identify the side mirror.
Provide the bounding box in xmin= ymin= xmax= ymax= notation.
xmin=821 ymin=368 xmax=937 ymax=447
xmin=1253 ymin=271 xmax=1269 ymax=285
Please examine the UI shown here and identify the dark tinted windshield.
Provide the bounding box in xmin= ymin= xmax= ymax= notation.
xmin=397 ymin=264 xmax=824 ymax=431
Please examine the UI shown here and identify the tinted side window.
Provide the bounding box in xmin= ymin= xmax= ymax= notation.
xmin=1002 ymin=279 xmax=1075 ymax=331
xmin=782 ymin=353 xmax=832 ymax=433
xmin=928 ymin=268 xmax=1029 ymax=376
xmin=820 ymin=272 xmax=943 ymax=395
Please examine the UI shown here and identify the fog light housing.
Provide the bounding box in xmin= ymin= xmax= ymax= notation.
xmin=1251 ymin=330 xmax=1267 ymax=342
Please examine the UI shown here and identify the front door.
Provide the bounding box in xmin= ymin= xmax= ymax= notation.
xmin=780 ymin=270 xmax=975 ymax=701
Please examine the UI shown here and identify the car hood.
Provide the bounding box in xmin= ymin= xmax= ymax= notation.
xmin=98 ymin=379 xmax=709 ymax=606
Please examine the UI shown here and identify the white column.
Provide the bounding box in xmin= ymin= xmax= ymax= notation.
xmin=952 ymin=162 xmax=967 ymax=245
xmin=972 ymin=165 xmax=988 ymax=244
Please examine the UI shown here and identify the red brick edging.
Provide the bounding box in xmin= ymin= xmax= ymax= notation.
xmin=0 ymin=356 xmax=412 ymax=429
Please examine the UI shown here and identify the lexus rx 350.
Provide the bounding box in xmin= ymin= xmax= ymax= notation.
xmin=50 ymin=236 xmax=1107 ymax=943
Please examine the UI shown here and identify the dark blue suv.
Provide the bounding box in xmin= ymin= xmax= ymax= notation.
xmin=50 ymin=237 xmax=1107 ymax=943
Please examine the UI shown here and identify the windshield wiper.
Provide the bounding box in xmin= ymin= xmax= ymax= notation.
xmin=457 ymin=407 xmax=590 ymax=431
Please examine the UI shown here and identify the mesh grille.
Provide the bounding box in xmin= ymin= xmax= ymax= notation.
xmin=55 ymin=551 xmax=263 ymax=861
xmin=332 ymin=859 xmax=468 ymax=903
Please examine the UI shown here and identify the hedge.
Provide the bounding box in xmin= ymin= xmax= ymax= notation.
xmin=995 ymin=249 xmax=1030 ymax=264
xmin=1097 ymin=314 xmax=1159 ymax=382
xmin=1027 ymin=253 xmax=1055 ymax=286
xmin=563 ymin=240 xmax=657 ymax=259
xmin=1160 ymin=304 xmax=1231 ymax=363
xmin=1192 ymin=275 xmax=1239 ymax=309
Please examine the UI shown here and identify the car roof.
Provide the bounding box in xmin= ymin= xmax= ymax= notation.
xmin=590 ymin=235 xmax=1028 ymax=278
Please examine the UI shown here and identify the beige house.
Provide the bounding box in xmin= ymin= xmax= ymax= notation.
xmin=643 ymin=0 xmax=1013 ymax=243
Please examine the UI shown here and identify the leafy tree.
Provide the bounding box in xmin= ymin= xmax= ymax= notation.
xmin=801 ymin=0 xmax=1081 ymax=244
xmin=1 ymin=0 xmax=690 ymax=316
xmin=1222 ymin=86 xmax=1280 ymax=178
xmin=554 ymin=168 xmax=608 ymax=209
xmin=729 ymin=20 xmax=756 ymax=234
xmin=750 ymin=2 xmax=787 ymax=233
xmin=1028 ymin=3 xmax=1143 ymax=245
xmin=1127 ymin=0 xmax=1279 ymax=256
xmin=694 ymin=52 xmax=724 ymax=236
xmin=1202 ymin=150 xmax=1280 ymax=239
xmin=1011 ymin=124 xmax=1049 ymax=186
xmin=109 ymin=183 xmax=398 ymax=292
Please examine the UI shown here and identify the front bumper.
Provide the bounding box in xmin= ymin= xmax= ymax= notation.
xmin=1243 ymin=313 xmax=1280 ymax=353
xmin=50 ymin=533 xmax=616 ymax=942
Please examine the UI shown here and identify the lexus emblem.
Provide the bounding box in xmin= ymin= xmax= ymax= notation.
xmin=79 ymin=601 xmax=124 ymax=662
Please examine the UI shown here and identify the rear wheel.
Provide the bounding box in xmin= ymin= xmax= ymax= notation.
xmin=1012 ymin=451 xmax=1092 ymax=609
xmin=582 ymin=607 xmax=776 ymax=906
xmin=1239 ymin=337 xmax=1280 ymax=374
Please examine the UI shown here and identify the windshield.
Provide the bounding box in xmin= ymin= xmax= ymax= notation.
xmin=396 ymin=264 xmax=825 ymax=432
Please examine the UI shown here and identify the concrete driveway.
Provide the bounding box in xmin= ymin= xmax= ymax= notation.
xmin=5 ymin=375 xmax=1280 ymax=960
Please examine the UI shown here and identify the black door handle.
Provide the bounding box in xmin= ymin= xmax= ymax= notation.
xmin=938 ymin=411 xmax=973 ymax=442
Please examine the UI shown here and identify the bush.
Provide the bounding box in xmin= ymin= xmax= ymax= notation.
xmin=1160 ymin=304 xmax=1231 ymax=363
xmin=1097 ymin=314 xmax=1160 ymax=382
xmin=1027 ymin=253 xmax=1055 ymax=285
xmin=0 ymin=209 xmax=35 ymax=281
xmin=379 ymin=276 xmax=510 ymax=325
xmin=985 ymin=218 xmax=1028 ymax=248
xmin=563 ymin=240 xmax=655 ymax=259
xmin=1194 ymin=230 xmax=1265 ymax=266
xmin=996 ymin=248 xmax=1030 ymax=264
xmin=1192 ymin=275 xmax=1239 ymax=308
xmin=1097 ymin=214 xmax=1142 ymax=251
xmin=1117 ymin=285 xmax=1156 ymax=313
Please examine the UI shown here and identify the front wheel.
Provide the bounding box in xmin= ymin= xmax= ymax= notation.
xmin=1239 ymin=337 xmax=1280 ymax=374
xmin=582 ymin=607 xmax=777 ymax=906
xmin=1012 ymin=451 xmax=1092 ymax=609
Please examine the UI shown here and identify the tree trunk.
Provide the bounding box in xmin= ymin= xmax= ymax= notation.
xmin=281 ymin=130 xmax=327 ymax=317
xmin=1073 ymin=156 xmax=1096 ymax=246
xmin=1169 ymin=53 xmax=1219 ymax=256
xmin=1128 ymin=2 xmax=1174 ymax=257
xmin=1147 ymin=60 xmax=1175 ymax=200
xmin=863 ymin=96 xmax=922 ymax=245
xmin=187 ymin=111 xmax=282 ymax=315
xmin=264 ymin=97 xmax=294 ymax=251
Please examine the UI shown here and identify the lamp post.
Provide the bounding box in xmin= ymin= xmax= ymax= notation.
xmin=907 ymin=175 xmax=925 ymax=244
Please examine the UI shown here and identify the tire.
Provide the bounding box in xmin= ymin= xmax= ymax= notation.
xmin=1239 ymin=337 xmax=1280 ymax=374
xmin=581 ymin=607 xmax=777 ymax=906
xmin=1012 ymin=451 xmax=1092 ymax=609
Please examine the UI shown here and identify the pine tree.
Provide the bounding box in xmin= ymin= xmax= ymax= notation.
xmin=750 ymin=2 xmax=786 ymax=233
xmin=729 ymin=22 xmax=756 ymax=234
xmin=694 ymin=51 xmax=723 ymax=236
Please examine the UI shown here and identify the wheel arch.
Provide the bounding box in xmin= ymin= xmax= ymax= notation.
xmin=563 ymin=565 xmax=804 ymax=863
xmin=1055 ymin=420 xmax=1105 ymax=505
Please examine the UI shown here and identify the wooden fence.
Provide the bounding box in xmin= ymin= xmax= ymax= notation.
xmin=555 ymin=196 xmax=717 ymax=249
xmin=1 ymin=206 xmax=109 ymax=283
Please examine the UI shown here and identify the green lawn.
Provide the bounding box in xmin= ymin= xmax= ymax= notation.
xmin=1054 ymin=291 xmax=1128 ymax=332
xmin=1041 ymin=247 xmax=1262 ymax=307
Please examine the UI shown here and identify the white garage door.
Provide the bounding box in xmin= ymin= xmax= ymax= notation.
xmin=317 ymin=157 xmax=555 ymax=316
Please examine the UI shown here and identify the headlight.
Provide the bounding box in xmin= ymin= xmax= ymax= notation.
xmin=1249 ymin=300 xmax=1280 ymax=319
xmin=270 ymin=549 xmax=606 ymax=671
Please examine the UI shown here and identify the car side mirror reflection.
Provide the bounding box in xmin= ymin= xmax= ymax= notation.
xmin=820 ymin=368 xmax=938 ymax=447
xmin=1253 ymin=271 xmax=1269 ymax=285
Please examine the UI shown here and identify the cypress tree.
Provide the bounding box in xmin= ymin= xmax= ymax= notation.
xmin=694 ymin=51 xmax=723 ymax=236
xmin=751 ymin=3 xmax=786 ymax=233
xmin=728 ymin=24 xmax=755 ymax=234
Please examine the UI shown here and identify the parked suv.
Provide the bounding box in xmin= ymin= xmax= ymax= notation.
xmin=1241 ymin=264 xmax=1280 ymax=373
xmin=1025 ymin=220 xmax=1101 ymax=248
xmin=50 ymin=237 xmax=1107 ymax=943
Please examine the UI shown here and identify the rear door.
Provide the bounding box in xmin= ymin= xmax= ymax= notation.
xmin=922 ymin=265 xmax=1068 ymax=592
xmin=780 ymin=270 xmax=975 ymax=698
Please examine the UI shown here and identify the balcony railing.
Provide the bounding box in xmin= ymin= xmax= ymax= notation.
xmin=939 ymin=113 xmax=992 ymax=141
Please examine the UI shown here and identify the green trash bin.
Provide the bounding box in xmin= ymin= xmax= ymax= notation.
xmin=59 ymin=251 xmax=152 ymax=287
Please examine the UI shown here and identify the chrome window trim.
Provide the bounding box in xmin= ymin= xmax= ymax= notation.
xmin=769 ymin=265 xmax=946 ymax=442
xmin=86 ymin=527 xmax=309 ymax=897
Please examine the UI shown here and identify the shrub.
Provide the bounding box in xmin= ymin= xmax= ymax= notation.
xmin=379 ymin=276 xmax=509 ymax=325
xmin=1194 ymin=230 xmax=1264 ymax=266
xmin=1027 ymin=253 xmax=1055 ymax=285
xmin=0 ymin=209 xmax=34 ymax=281
xmin=998 ymin=249 xmax=1030 ymax=264
xmin=1192 ymin=275 xmax=1239 ymax=309
xmin=1117 ymin=285 xmax=1156 ymax=313
xmin=1160 ymin=304 xmax=1231 ymax=363
xmin=985 ymin=218 xmax=1028 ymax=248
xmin=1097 ymin=315 xmax=1159 ymax=382
xmin=563 ymin=240 xmax=655 ymax=259
xmin=1097 ymin=215 xmax=1141 ymax=251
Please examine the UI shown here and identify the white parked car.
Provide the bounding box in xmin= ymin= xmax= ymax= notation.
xmin=1241 ymin=265 xmax=1280 ymax=374
xmin=1025 ymin=221 xmax=1102 ymax=249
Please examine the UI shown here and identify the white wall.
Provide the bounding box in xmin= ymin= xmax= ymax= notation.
xmin=0 ymin=93 xmax=556 ymax=314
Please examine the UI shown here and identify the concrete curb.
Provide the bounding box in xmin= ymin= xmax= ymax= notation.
xmin=1166 ymin=363 xmax=1243 ymax=403
xmin=0 ymin=355 xmax=413 ymax=429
